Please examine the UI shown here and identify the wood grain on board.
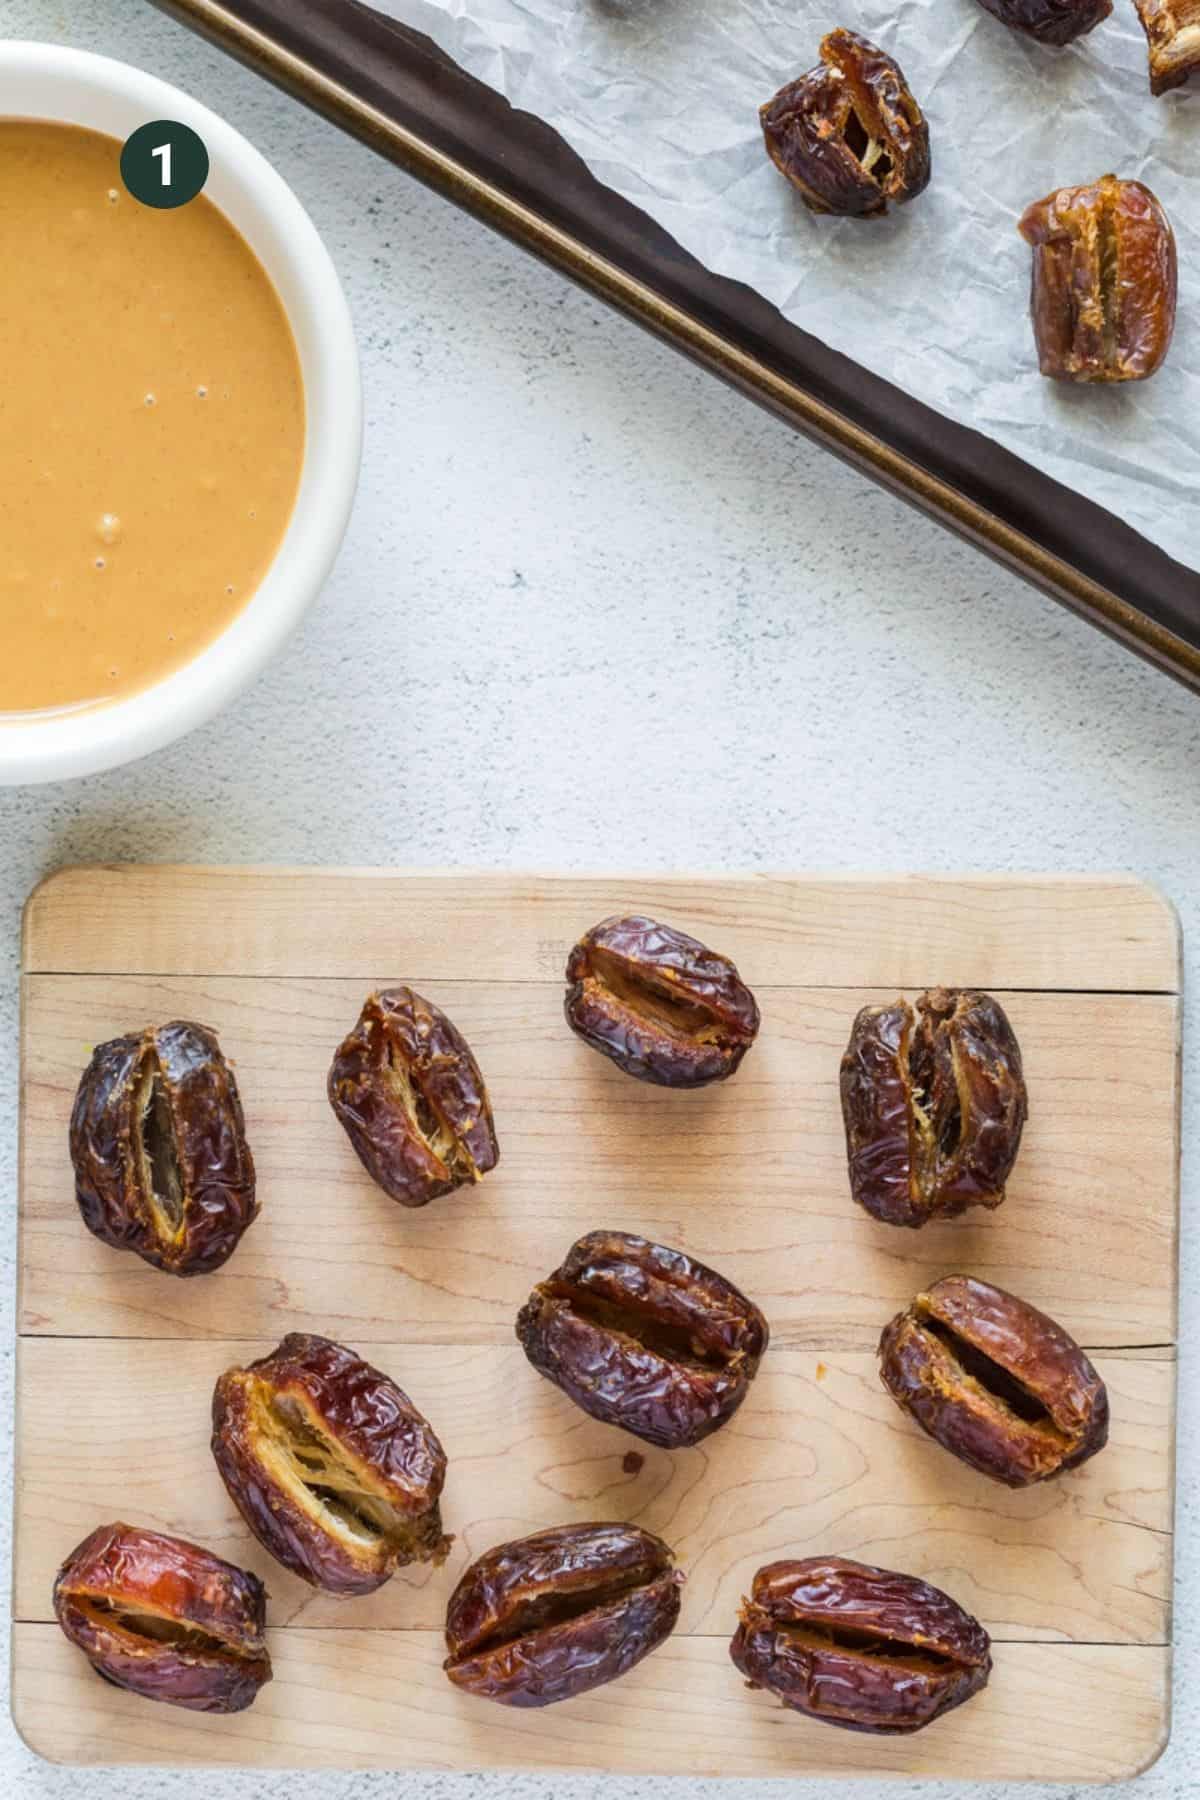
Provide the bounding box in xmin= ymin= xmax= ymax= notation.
xmin=20 ymin=978 xmax=1178 ymax=1346
xmin=13 ymin=1338 xmax=1171 ymax=1644
xmin=22 ymin=867 xmax=1180 ymax=988
xmin=14 ymin=867 xmax=1180 ymax=1778
xmin=11 ymin=1628 xmax=1170 ymax=1779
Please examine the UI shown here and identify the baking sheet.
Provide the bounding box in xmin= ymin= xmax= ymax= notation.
xmin=372 ymin=0 xmax=1200 ymax=571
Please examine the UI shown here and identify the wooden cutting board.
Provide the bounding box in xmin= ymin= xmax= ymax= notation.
xmin=13 ymin=867 xmax=1179 ymax=1778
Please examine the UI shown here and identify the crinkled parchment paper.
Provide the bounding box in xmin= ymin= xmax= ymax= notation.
xmin=374 ymin=0 xmax=1199 ymax=569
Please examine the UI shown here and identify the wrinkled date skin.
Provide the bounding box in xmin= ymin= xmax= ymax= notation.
xmin=69 ymin=1020 xmax=258 ymax=1276
xmin=840 ymin=988 xmax=1027 ymax=1228
xmin=516 ymin=1230 xmax=769 ymax=1448
xmin=974 ymin=0 xmax=1111 ymax=45
xmin=444 ymin=1521 xmax=683 ymax=1707
xmin=564 ymin=915 xmax=760 ymax=1088
xmin=1019 ymin=175 xmax=1177 ymax=383
xmin=879 ymin=1275 xmax=1109 ymax=1486
xmin=731 ymin=1556 xmax=991 ymax=1735
xmin=1134 ymin=0 xmax=1200 ymax=93
xmin=760 ymin=29 xmax=930 ymax=218
xmin=53 ymin=1522 xmax=271 ymax=1714
xmin=328 ymin=987 xmax=499 ymax=1206
xmin=212 ymin=1333 xmax=452 ymax=1595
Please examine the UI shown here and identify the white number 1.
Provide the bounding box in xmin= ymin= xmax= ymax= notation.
xmin=152 ymin=142 xmax=172 ymax=188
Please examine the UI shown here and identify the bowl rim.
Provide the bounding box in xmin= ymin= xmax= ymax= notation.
xmin=0 ymin=40 xmax=362 ymax=785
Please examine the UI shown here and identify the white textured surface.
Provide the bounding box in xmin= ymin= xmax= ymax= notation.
xmin=1 ymin=2 xmax=1196 ymax=1796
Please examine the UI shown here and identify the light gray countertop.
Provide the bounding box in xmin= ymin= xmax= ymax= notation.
xmin=2 ymin=3 xmax=1196 ymax=1796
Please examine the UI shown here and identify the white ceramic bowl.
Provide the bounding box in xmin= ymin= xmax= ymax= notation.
xmin=0 ymin=43 xmax=362 ymax=784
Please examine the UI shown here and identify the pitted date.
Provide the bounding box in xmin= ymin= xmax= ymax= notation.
xmin=328 ymin=987 xmax=499 ymax=1206
xmin=564 ymin=915 xmax=759 ymax=1087
xmin=1019 ymin=176 xmax=1177 ymax=383
xmin=444 ymin=1521 xmax=683 ymax=1707
xmin=516 ymin=1230 xmax=769 ymax=1448
xmin=69 ymin=1020 xmax=258 ymax=1276
xmin=879 ymin=1275 xmax=1109 ymax=1486
xmin=973 ymin=0 xmax=1111 ymax=44
xmin=1133 ymin=0 xmax=1200 ymax=94
xmin=760 ymin=29 xmax=930 ymax=219
xmin=840 ymin=988 xmax=1027 ymax=1228
xmin=211 ymin=1333 xmax=452 ymax=1595
xmin=731 ymin=1556 xmax=991 ymax=1734
xmin=53 ymin=1522 xmax=271 ymax=1714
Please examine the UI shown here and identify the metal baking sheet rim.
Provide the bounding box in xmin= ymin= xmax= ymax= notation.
xmin=149 ymin=0 xmax=1200 ymax=694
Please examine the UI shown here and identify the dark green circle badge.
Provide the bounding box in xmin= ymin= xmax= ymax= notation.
xmin=120 ymin=121 xmax=209 ymax=209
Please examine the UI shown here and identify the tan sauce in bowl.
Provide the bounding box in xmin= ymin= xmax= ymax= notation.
xmin=0 ymin=121 xmax=305 ymax=714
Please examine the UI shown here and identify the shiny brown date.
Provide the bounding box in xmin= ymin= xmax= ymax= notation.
xmin=1133 ymin=0 xmax=1200 ymax=93
xmin=53 ymin=1522 xmax=271 ymax=1714
xmin=973 ymin=0 xmax=1111 ymax=43
xmin=444 ymin=1522 xmax=683 ymax=1707
xmin=879 ymin=1275 xmax=1109 ymax=1486
xmin=211 ymin=1333 xmax=452 ymax=1595
xmin=761 ymin=29 xmax=930 ymax=219
xmin=69 ymin=1019 xmax=258 ymax=1276
xmin=731 ymin=1556 xmax=991 ymax=1734
xmin=564 ymin=915 xmax=759 ymax=1087
xmin=516 ymin=1230 xmax=769 ymax=1448
xmin=1019 ymin=176 xmax=1177 ymax=383
xmin=840 ymin=988 xmax=1026 ymax=1228
xmin=328 ymin=987 xmax=499 ymax=1206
